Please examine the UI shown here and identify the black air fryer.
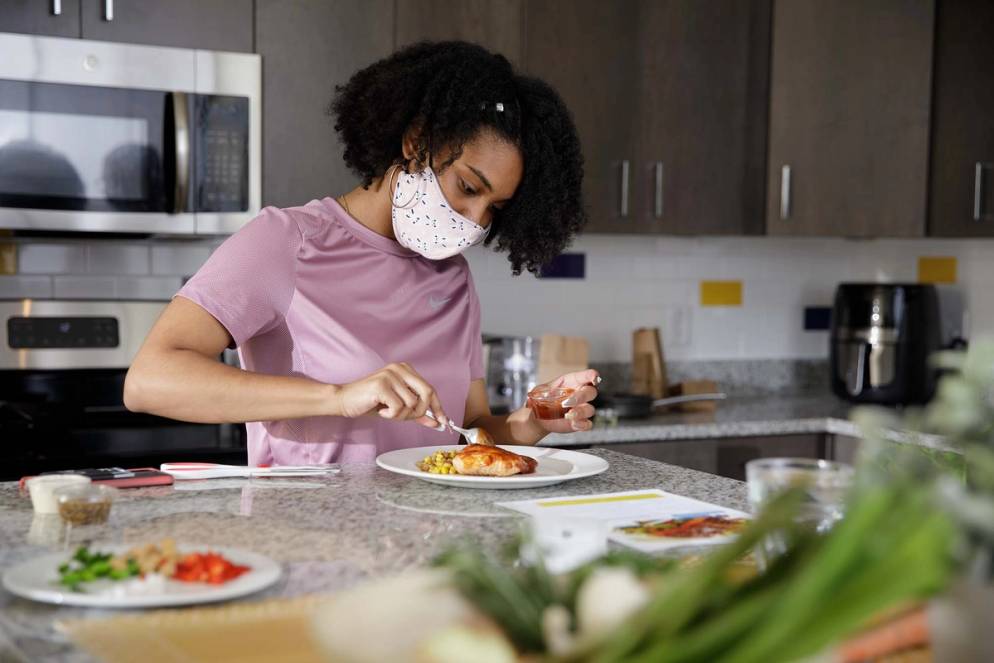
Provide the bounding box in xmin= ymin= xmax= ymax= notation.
xmin=830 ymin=284 xmax=941 ymax=404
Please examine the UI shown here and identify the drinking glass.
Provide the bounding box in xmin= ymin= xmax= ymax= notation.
xmin=746 ymin=457 xmax=854 ymax=564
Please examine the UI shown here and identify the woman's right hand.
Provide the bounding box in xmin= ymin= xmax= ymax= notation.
xmin=330 ymin=362 xmax=448 ymax=430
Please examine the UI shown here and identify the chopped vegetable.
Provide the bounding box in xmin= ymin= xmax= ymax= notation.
xmin=173 ymin=551 xmax=250 ymax=584
xmin=418 ymin=450 xmax=458 ymax=474
xmin=58 ymin=546 xmax=137 ymax=592
xmin=55 ymin=539 xmax=251 ymax=592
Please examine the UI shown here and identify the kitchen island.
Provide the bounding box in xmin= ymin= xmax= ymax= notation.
xmin=0 ymin=449 xmax=746 ymax=663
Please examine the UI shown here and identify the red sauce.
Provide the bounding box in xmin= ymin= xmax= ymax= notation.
xmin=527 ymin=387 xmax=575 ymax=420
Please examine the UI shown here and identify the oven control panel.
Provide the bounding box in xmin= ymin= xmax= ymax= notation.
xmin=7 ymin=317 xmax=119 ymax=349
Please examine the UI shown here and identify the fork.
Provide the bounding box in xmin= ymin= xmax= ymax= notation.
xmin=425 ymin=409 xmax=494 ymax=446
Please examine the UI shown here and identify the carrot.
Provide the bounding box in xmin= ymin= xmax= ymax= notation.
xmin=837 ymin=607 xmax=929 ymax=663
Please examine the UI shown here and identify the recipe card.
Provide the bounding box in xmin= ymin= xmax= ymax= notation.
xmin=497 ymin=489 xmax=751 ymax=553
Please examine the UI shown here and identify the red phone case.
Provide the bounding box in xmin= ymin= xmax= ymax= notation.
xmin=96 ymin=468 xmax=175 ymax=488
xmin=19 ymin=467 xmax=174 ymax=490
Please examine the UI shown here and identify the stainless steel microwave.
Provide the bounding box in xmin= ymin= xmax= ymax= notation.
xmin=0 ymin=32 xmax=260 ymax=235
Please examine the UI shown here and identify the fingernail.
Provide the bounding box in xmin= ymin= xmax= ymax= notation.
xmin=571 ymin=420 xmax=584 ymax=431
xmin=562 ymin=397 xmax=577 ymax=407
xmin=594 ymin=376 xmax=602 ymax=385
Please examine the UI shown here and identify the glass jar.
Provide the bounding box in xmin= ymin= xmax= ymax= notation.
xmin=526 ymin=386 xmax=575 ymax=420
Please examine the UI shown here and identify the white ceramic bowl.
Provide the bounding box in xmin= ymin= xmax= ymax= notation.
xmin=25 ymin=475 xmax=91 ymax=514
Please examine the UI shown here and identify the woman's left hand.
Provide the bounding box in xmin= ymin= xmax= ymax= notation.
xmin=532 ymin=368 xmax=600 ymax=433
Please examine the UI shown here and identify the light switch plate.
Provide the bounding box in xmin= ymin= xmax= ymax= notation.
xmin=662 ymin=306 xmax=692 ymax=347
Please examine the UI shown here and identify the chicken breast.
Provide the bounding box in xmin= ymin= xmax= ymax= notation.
xmin=452 ymin=444 xmax=538 ymax=477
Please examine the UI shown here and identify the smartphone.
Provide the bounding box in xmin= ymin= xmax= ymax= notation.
xmin=21 ymin=467 xmax=175 ymax=489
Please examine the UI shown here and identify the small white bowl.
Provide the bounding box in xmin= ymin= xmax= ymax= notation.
xmin=25 ymin=475 xmax=91 ymax=514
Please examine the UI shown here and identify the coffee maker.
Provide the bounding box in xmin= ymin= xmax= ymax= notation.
xmin=830 ymin=284 xmax=941 ymax=404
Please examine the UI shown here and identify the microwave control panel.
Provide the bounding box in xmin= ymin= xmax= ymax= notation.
xmin=195 ymin=94 xmax=250 ymax=213
xmin=6 ymin=317 xmax=120 ymax=349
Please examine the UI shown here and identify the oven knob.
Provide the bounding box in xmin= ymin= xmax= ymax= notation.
xmin=83 ymin=54 xmax=99 ymax=71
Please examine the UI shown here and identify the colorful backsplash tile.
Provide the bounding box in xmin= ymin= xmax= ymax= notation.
xmin=538 ymin=252 xmax=586 ymax=279
xmin=700 ymin=280 xmax=743 ymax=307
xmin=917 ymin=256 xmax=957 ymax=284
xmin=803 ymin=306 xmax=832 ymax=331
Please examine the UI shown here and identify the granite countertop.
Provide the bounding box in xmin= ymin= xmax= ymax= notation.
xmin=0 ymin=449 xmax=746 ymax=663
xmin=540 ymin=393 xmax=958 ymax=454
xmin=541 ymin=393 xmax=855 ymax=446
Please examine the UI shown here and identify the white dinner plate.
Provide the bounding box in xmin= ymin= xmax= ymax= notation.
xmin=2 ymin=544 xmax=282 ymax=609
xmin=375 ymin=445 xmax=609 ymax=489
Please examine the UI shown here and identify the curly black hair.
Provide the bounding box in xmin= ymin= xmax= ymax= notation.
xmin=330 ymin=41 xmax=585 ymax=275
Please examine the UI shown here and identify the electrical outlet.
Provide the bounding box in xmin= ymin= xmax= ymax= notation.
xmin=0 ymin=242 xmax=16 ymax=275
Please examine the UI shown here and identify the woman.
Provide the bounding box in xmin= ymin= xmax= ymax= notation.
xmin=124 ymin=41 xmax=598 ymax=465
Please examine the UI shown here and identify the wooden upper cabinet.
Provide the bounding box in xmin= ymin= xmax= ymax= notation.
xmin=524 ymin=0 xmax=642 ymax=234
xmin=635 ymin=0 xmax=770 ymax=235
xmin=256 ymin=0 xmax=394 ymax=209
xmin=80 ymin=0 xmax=253 ymax=52
xmin=0 ymin=0 xmax=81 ymax=38
xmin=929 ymin=0 xmax=994 ymax=237
xmin=525 ymin=0 xmax=768 ymax=235
xmin=395 ymin=0 xmax=523 ymax=66
xmin=766 ymin=0 xmax=935 ymax=237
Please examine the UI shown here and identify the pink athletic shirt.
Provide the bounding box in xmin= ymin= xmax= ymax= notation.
xmin=176 ymin=197 xmax=484 ymax=465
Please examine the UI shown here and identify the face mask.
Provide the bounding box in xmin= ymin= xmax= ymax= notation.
xmin=390 ymin=166 xmax=490 ymax=260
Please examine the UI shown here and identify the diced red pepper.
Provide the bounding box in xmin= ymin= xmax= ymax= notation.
xmin=172 ymin=551 xmax=250 ymax=584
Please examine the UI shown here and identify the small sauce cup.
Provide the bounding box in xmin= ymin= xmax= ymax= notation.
xmin=54 ymin=484 xmax=117 ymax=526
xmin=526 ymin=386 xmax=575 ymax=420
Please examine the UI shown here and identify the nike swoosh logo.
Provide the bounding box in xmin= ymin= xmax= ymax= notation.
xmin=428 ymin=295 xmax=451 ymax=311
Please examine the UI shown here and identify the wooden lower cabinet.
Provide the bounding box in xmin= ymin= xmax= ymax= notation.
xmin=600 ymin=434 xmax=827 ymax=481
xmin=825 ymin=435 xmax=861 ymax=466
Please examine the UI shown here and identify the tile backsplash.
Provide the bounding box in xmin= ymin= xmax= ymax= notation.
xmin=0 ymin=238 xmax=220 ymax=302
xmin=3 ymin=234 xmax=993 ymax=364
xmin=465 ymin=235 xmax=994 ymax=362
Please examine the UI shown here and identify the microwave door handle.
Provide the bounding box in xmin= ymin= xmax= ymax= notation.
xmin=171 ymin=92 xmax=191 ymax=214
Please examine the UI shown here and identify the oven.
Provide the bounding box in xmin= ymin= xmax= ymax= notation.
xmin=0 ymin=32 xmax=260 ymax=235
xmin=0 ymin=299 xmax=245 ymax=481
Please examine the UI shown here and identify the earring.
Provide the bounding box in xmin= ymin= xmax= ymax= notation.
xmin=388 ymin=164 xmax=419 ymax=210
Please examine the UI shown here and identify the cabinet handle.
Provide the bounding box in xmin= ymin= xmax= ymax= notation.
xmin=620 ymin=160 xmax=630 ymax=218
xmin=172 ymin=92 xmax=191 ymax=214
xmin=975 ymin=162 xmax=985 ymax=221
xmin=654 ymin=161 xmax=664 ymax=219
xmin=103 ymin=0 xmax=114 ymax=21
xmin=780 ymin=165 xmax=792 ymax=220
xmin=51 ymin=0 xmax=62 ymax=16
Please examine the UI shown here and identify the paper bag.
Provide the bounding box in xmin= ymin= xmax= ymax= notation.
xmin=631 ymin=327 xmax=668 ymax=398
xmin=537 ymin=334 xmax=589 ymax=384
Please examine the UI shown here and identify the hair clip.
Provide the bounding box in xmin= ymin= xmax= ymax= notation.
xmin=481 ymin=102 xmax=505 ymax=113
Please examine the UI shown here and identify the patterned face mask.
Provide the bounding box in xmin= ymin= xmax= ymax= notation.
xmin=390 ymin=166 xmax=490 ymax=260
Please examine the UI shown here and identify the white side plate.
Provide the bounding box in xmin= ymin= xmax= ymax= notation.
xmin=2 ymin=544 xmax=281 ymax=609
xmin=375 ymin=446 xmax=609 ymax=489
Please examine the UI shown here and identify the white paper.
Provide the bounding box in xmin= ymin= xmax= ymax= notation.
xmin=497 ymin=489 xmax=750 ymax=553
